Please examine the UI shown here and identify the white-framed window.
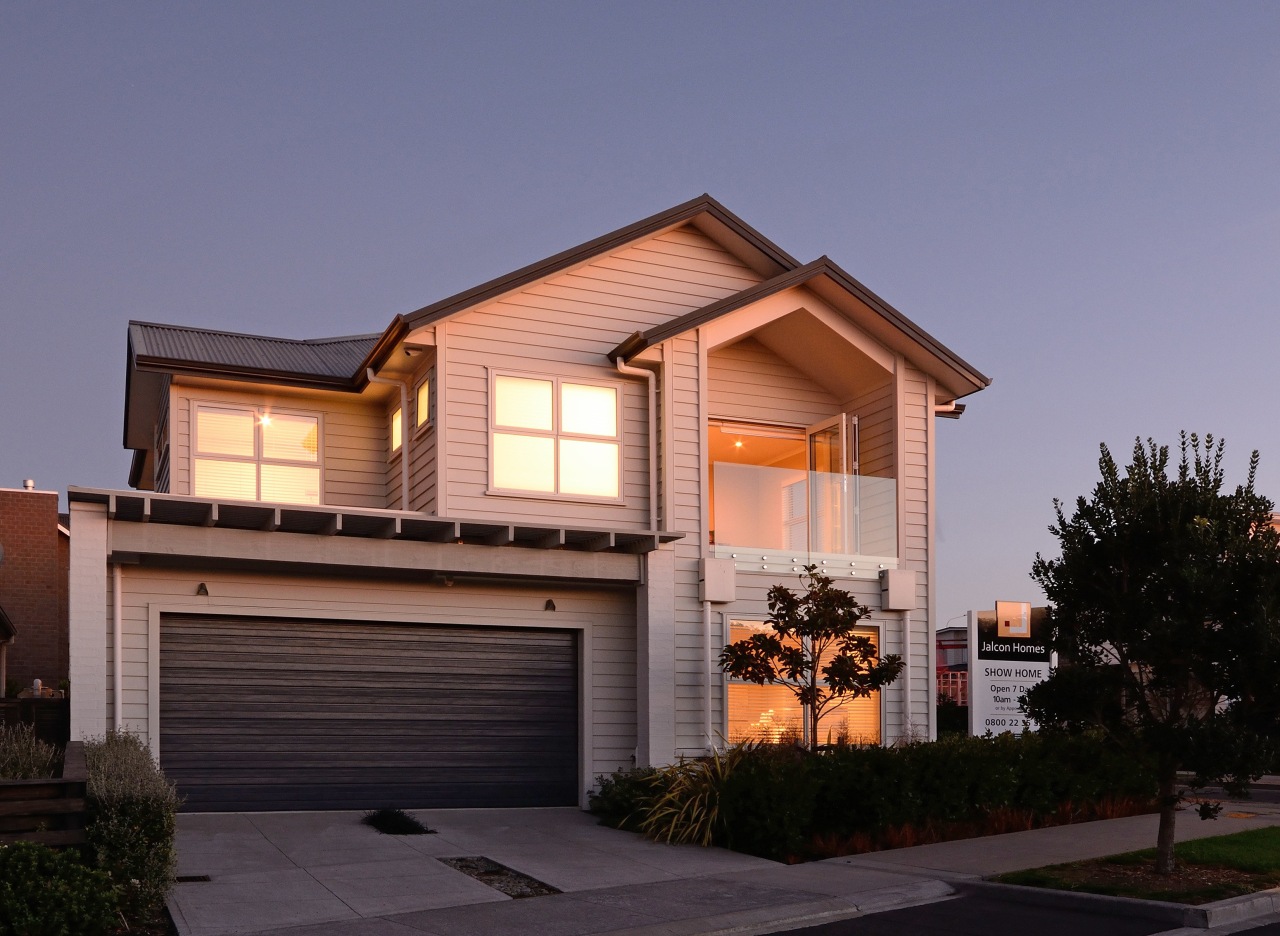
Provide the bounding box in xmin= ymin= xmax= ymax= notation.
xmin=390 ymin=406 xmax=403 ymax=455
xmin=415 ymin=370 xmax=433 ymax=432
xmin=488 ymin=371 xmax=622 ymax=500
xmin=192 ymin=403 xmax=322 ymax=505
xmin=724 ymin=619 xmax=883 ymax=746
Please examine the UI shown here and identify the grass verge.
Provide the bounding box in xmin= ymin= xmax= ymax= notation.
xmin=997 ymin=827 xmax=1280 ymax=904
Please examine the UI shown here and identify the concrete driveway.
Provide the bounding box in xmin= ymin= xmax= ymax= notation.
xmin=169 ymin=807 xmax=946 ymax=936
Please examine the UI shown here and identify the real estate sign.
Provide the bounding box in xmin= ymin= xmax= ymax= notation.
xmin=968 ymin=601 xmax=1050 ymax=736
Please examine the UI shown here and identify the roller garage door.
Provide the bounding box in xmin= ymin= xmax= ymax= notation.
xmin=159 ymin=615 xmax=579 ymax=811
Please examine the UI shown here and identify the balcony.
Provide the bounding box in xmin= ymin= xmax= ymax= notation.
xmin=710 ymin=462 xmax=897 ymax=579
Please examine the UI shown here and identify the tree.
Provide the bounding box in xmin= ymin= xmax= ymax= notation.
xmin=1024 ymin=433 xmax=1280 ymax=874
xmin=719 ymin=566 xmax=904 ymax=748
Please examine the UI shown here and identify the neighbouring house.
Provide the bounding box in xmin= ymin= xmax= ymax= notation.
xmin=0 ymin=486 xmax=70 ymax=697
xmin=935 ymin=623 xmax=969 ymax=706
xmin=68 ymin=195 xmax=990 ymax=811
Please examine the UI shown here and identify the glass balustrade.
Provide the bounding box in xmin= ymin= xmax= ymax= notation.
xmin=710 ymin=462 xmax=897 ymax=575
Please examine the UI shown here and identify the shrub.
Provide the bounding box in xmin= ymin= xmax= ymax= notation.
xmin=596 ymin=731 xmax=1157 ymax=861
xmin=589 ymin=767 xmax=659 ymax=831
xmin=0 ymin=722 xmax=61 ymax=779
xmin=83 ymin=730 xmax=180 ymax=925
xmin=718 ymin=744 xmax=819 ymax=861
xmin=362 ymin=808 xmax=434 ymax=835
xmin=0 ymin=841 xmax=118 ymax=936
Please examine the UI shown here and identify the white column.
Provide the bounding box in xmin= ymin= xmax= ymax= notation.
xmin=636 ymin=546 xmax=676 ymax=767
xmin=68 ymin=501 xmax=109 ymax=739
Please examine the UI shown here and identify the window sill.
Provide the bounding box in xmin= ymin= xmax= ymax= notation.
xmin=485 ymin=487 xmax=626 ymax=507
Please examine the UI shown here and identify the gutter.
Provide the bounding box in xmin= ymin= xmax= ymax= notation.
xmin=614 ymin=359 xmax=659 ymax=531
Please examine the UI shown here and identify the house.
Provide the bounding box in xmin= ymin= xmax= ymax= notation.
xmin=0 ymin=485 xmax=70 ymax=697
xmin=68 ymin=195 xmax=990 ymax=811
xmin=935 ymin=623 xmax=969 ymax=706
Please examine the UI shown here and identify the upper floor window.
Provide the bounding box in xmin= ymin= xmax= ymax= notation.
xmin=415 ymin=371 xmax=433 ymax=431
xmin=489 ymin=372 xmax=621 ymax=500
xmin=390 ymin=406 xmax=403 ymax=454
xmin=193 ymin=404 xmax=321 ymax=505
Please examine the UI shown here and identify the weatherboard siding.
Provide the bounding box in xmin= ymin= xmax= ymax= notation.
xmin=707 ymin=338 xmax=840 ymax=426
xmin=439 ymin=225 xmax=762 ymax=530
xmin=896 ymin=364 xmax=932 ymax=737
xmin=104 ymin=561 xmax=638 ymax=785
xmin=170 ymin=382 xmax=387 ymax=509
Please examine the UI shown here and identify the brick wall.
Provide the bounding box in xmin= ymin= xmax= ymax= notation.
xmin=0 ymin=489 xmax=69 ymax=692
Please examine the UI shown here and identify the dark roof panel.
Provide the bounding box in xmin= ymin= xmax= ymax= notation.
xmin=129 ymin=322 xmax=379 ymax=381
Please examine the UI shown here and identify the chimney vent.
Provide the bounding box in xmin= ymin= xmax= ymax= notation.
xmin=21 ymin=479 xmax=34 ymax=491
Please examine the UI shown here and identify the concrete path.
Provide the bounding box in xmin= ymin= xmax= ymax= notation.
xmin=168 ymin=799 xmax=1280 ymax=936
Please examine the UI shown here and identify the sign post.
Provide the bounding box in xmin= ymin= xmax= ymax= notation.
xmin=969 ymin=601 xmax=1051 ymax=736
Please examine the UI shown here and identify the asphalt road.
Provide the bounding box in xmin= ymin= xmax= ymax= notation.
xmin=773 ymin=893 xmax=1172 ymax=936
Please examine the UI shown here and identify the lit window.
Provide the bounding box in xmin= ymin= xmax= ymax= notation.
xmin=725 ymin=620 xmax=882 ymax=745
xmin=390 ymin=407 xmax=403 ymax=453
xmin=490 ymin=374 xmax=621 ymax=499
xmin=193 ymin=404 xmax=321 ymax=505
xmin=415 ymin=373 xmax=432 ymax=429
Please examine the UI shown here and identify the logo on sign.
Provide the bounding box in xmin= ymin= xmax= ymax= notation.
xmin=996 ymin=600 xmax=1031 ymax=638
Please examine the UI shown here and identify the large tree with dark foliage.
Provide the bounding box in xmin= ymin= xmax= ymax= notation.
xmin=1024 ymin=433 xmax=1280 ymax=874
xmin=720 ymin=566 xmax=904 ymax=749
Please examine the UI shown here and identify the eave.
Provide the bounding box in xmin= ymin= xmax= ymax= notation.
xmin=609 ymin=257 xmax=992 ymax=401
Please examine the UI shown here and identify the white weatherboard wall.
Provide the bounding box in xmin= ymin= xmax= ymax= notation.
xmin=434 ymin=226 xmax=763 ymax=532
xmin=169 ymin=381 xmax=389 ymax=509
xmin=69 ymin=503 xmax=640 ymax=801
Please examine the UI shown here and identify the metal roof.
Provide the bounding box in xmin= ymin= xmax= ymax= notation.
xmin=129 ymin=322 xmax=380 ymax=381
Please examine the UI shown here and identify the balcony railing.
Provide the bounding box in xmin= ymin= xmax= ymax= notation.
xmin=710 ymin=462 xmax=897 ymax=578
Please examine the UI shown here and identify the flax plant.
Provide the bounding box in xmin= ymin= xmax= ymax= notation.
xmin=637 ymin=742 xmax=755 ymax=846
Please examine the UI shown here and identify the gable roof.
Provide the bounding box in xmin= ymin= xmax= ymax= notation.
xmin=609 ymin=256 xmax=992 ymax=400
xmin=400 ymin=194 xmax=800 ymax=332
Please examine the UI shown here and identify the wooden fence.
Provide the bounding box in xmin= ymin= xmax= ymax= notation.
xmin=0 ymin=741 xmax=87 ymax=847
xmin=937 ymin=670 xmax=969 ymax=706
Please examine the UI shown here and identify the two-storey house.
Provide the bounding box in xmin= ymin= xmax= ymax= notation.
xmin=68 ymin=196 xmax=989 ymax=811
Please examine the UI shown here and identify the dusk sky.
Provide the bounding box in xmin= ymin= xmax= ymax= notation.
xmin=3 ymin=2 xmax=1278 ymax=628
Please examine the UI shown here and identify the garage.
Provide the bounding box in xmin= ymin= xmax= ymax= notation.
xmin=159 ymin=614 xmax=579 ymax=812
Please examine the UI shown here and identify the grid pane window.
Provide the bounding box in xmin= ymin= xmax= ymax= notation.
xmin=491 ymin=374 xmax=621 ymax=499
xmin=559 ymin=439 xmax=619 ymax=497
xmin=198 ymin=409 xmax=255 ymax=457
xmin=561 ymin=383 xmax=617 ymax=436
xmin=262 ymin=414 xmax=319 ymax=462
xmin=194 ymin=405 xmax=321 ymax=505
xmin=726 ymin=621 xmax=881 ymax=745
xmin=193 ymin=458 xmax=256 ymax=501
xmin=495 ymin=376 xmax=553 ymax=431
xmin=493 ymin=434 xmax=555 ymax=492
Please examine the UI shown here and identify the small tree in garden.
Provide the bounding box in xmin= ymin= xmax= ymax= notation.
xmin=1024 ymin=433 xmax=1280 ymax=876
xmin=720 ymin=565 xmax=904 ymax=749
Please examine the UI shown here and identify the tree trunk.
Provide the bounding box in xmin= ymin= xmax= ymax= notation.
xmin=1155 ymin=769 xmax=1178 ymax=875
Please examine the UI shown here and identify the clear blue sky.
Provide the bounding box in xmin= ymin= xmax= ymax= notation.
xmin=3 ymin=1 xmax=1278 ymax=627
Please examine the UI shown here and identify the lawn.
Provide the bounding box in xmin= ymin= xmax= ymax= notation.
xmin=997 ymin=826 xmax=1280 ymax=905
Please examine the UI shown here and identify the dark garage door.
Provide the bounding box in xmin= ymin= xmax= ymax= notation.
xmin=159 ymin=615 xmax=579 ymax=812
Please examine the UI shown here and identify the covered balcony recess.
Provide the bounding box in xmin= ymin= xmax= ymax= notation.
xmin=708 ymin=417 xmax=897 ymax=580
